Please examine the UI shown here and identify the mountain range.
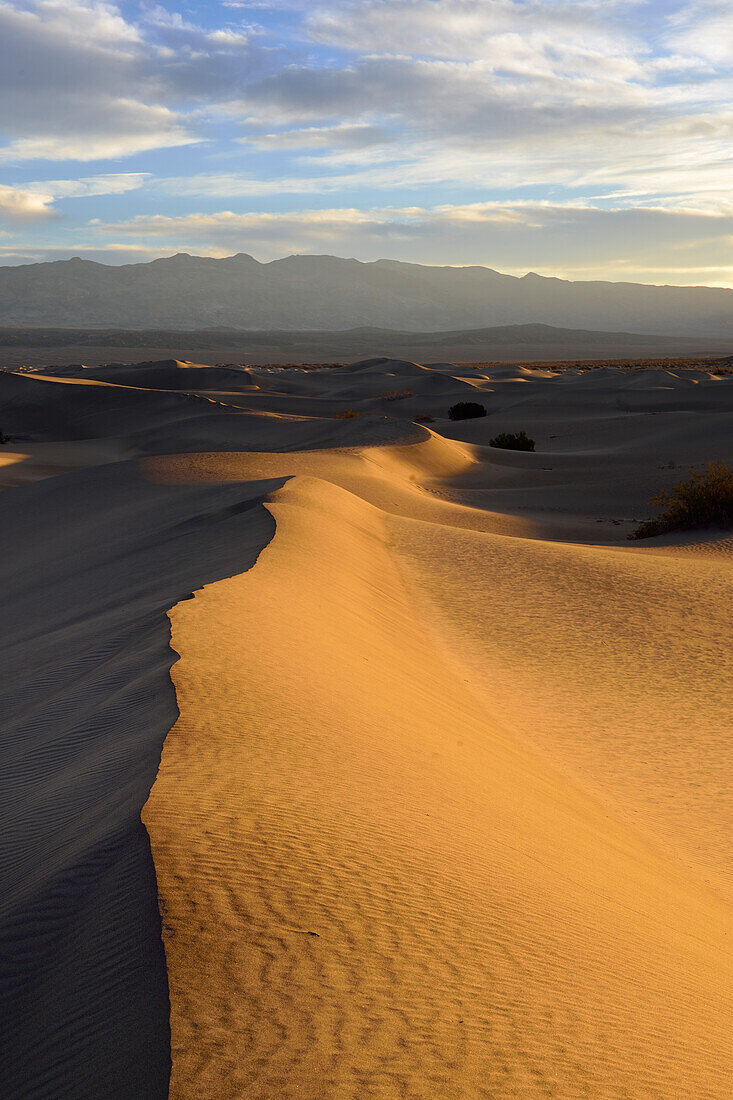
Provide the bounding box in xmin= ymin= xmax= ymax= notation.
xmin=1 ymin=253 xmax=732 ymax=337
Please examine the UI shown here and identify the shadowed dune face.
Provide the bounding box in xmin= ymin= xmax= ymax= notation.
xmin=2 ymin=356 xmax=732 ymax=1098
xmin=0 ymin=461 xmax=283 ymax=1099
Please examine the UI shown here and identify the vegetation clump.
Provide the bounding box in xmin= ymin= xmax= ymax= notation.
xmin=413 ymin=414 xmax=435 ymax=423
xmin=0 ymin=430 xmax=8 ymax=445
xmin=333 ymin=408 xmax=363 ymax=419
xmin=630 ymin=461 xmax=733 ymax=539
xmin=380 ymin=388 xmax=413 ymax=400
xmin=489 ymin=430 xmax=535 ymax=452
xmin=448 ymin=401 xmax=486 ymax=421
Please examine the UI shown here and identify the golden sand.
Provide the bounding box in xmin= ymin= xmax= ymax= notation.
xmin=144 ymin=447 xmax=732 ymax=1098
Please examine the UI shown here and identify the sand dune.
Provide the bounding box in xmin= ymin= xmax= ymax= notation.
xmin=142 ymin=471 xmax=732 ymax=1099
xmin=1 ymin=357 xmax=732 ymax=1097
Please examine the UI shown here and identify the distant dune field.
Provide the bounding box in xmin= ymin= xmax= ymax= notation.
xmin=1 ymin=356 xmax=731 ymax=1098
xmin=1 ymin=319 xmax=731 ymax=370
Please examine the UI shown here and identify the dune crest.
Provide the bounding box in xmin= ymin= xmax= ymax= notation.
xmin=144 ymin=469 xmax=732 ymax=1099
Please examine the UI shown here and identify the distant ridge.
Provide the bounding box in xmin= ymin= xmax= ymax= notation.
xmin=0 ymin=253 xmax=732 ymax=337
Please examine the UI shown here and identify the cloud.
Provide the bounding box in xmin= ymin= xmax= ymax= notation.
xmin=0 ymin=118 xmax=194 ymax=164
xmin=0 ymin=184 xmax=57 ymax=222
xmin=665 ymin=1 xmax=733 ymax=66
xmin=0 ymin=241 xmax=174 ymax=264
xmin=308 ymin=0 xmax=643 ymax=79
xmin=0 ymin=173 xmax=148 ymax=223
xmin=215 ymin=0 xmax=732 ymax=214
xmin=222 ymin=55 xmax=733 ymax=211
xmin=220 ymin=0 xmax=307 ymax=8
xmin=141 ymin=4 xmax=259 ymax=54
xmin=0 ymin=0 xmax=191 ymax=160
xmin=0 ymin=0 xmax=275 ymax=162
xmin=154 ymin=170 xmax=394 ymax=196
xmin=28 ymin=173 xmax=151 ymax=199
xmin=242 ymin=123 xmax=392 ymax=150
xmin=232 ymin=55 xmax=649 ymax=154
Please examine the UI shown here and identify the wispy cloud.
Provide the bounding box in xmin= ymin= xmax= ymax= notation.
xmin=308 ymin=0 xmax=645 ymax=78
xmin=665 ymin=0 xmax=733 ymax=65
xmin=0 ymin=173 xmax=149 ymax=222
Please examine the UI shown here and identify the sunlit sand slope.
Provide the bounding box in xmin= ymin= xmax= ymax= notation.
xmin=393 ymin=520 xmax=733 ymax=902
xmin=144 ymin=473 xmax=732 ymax=1100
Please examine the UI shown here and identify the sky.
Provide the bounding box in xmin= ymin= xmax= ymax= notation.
xmin=0 ymin=0 xmax=732 ymax=284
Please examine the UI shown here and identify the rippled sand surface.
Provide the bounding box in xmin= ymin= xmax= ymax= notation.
xmin=2 ymin=357 xmax=731 ymax=1097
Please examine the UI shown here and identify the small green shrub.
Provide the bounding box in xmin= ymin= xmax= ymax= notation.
xmin=630 ymin=461 xmax=733 ymax=539
xmin=448 ymin=401 xmax=486 ymax=421
xmin=489 ymin=430 xmax=535 ymax=452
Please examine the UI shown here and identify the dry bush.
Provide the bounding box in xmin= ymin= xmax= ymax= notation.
xmin=380 ymin=388 xmax=413 ymax=400
xmin=630 ymin=461 xmax=733 ymax=539
xmin=333 ymin=408 xmax=363 ymax=419
xmin=448 ymin=401 xmax=486 ymax=421
xmin=489 ymin=430 xmax=535 ymax=451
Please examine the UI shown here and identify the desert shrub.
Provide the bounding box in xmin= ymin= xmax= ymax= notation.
xmin=489 ymin=430 xmax=535 ymax=451
xmin=0 ymin=429 xmax=8 ymax=444
xmin=630 ymin=461 xmax=733 ymax=539
xmin=333 ymin=408 xmax=362 ymax=419
xmin=380 ymin=388 xmax=413 ymax=400
xmin=413 ymin=414 xmax=435 ymax=423
xmin=448 ymin=401 xmax=486 ymax=421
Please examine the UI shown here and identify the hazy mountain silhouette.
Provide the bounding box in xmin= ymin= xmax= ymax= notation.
xmin=1 ymin=253 xmax=732 ymax=337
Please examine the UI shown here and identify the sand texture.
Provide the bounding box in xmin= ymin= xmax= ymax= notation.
xmin=1 ymin=356 xmax=732 ymax=1098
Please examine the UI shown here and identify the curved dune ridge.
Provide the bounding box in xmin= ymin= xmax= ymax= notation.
xmin=140 ymin=359 xmax=732 ymax=1097
xmin=142 ymin=463 xmax=732 ymax=1099
xmin=1 ymin=357 xmax=732 ymax=1097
